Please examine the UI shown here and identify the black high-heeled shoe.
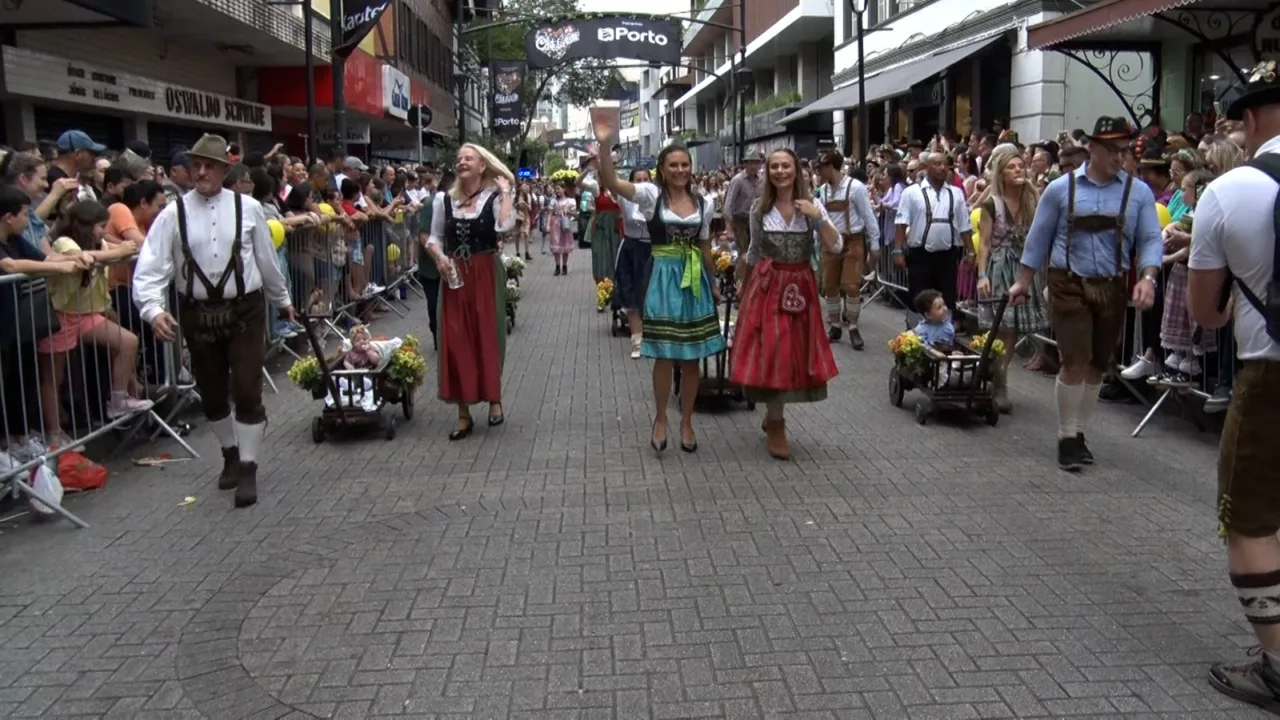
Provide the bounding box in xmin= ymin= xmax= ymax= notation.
xmin=488 ymin=411 xmax=505 ymax=427
xmin=680 ymin=425 xmax=697 ymax=453
xmin=650 ymin=419 xmax=667 ymax=452
xmin=448 ymin=419 xmax=474 ymax=441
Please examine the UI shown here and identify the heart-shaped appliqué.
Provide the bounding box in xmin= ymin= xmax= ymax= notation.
xmin=780 ymin=283 xmax=807 ymax=315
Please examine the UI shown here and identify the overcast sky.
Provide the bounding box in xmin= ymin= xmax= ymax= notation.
xmin=574 ymin=1 xmax=690 ymax=78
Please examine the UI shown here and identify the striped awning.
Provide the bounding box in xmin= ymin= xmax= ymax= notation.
xmin=1025 ymin=0 xmax=1199 ymax=50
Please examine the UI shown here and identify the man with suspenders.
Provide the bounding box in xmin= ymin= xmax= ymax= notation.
xmin=133 ymin=134 xmax=294 ymax=509
xmin=816 ymin=150 xmax=880 ymax=349
xmin=893 ymin=151 xmax=972 ymax=311
xmin=1010 ymin=116 xmax=1161 ymax=472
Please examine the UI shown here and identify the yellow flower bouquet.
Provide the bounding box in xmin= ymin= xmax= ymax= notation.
xmin=387 ymin=335 xmax=427 ymax=390
xmin=968 ymin=332 xmax=1006 ymax=357
xmin=596 ymin=278 xmax=614 ymax=311
xmin=714 ymin=251 xmax=734 ymax=276
xmin=888 ymin=330 xmax=925 ymax=369
xmin=287 ymin=355 xmax=324 ymax=394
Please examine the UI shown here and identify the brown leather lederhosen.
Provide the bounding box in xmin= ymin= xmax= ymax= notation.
xmin=1046 ymin=172 xmax=1134 ymax=371
xmin=175 ymin=192 xmax=269 ymax=424
xmin=820 ymin=179 xmax=866 ymax=323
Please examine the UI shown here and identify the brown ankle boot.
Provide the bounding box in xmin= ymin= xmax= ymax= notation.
xmin=234 ymin=462 xmax=257 ymax=508
xmin=765 ymin=419 xmax=790 ymax=460
xmin=218 ymin=447 xmax=239 ymax=490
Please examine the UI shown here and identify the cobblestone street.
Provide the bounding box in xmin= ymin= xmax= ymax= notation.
xmin=0 ymin=256 xmax=1262 ymax=719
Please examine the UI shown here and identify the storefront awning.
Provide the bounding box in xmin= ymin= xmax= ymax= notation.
xmin=778 ymin=37 xmax=1002 ymax=125
xmin=1026 ymin=0 xmax=1199 ymax=50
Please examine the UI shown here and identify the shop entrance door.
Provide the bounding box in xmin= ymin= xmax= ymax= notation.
xmin=912 ymin=105 xmax=940 ymax=145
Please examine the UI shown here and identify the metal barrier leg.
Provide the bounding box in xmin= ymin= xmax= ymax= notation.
xmin=1131 ymin=387 xmax=1175 ymax=438
xmin=263 ymin=366 xmax=279 ymax=394
xmin=8 ymin=475 xmax=89 ymax=528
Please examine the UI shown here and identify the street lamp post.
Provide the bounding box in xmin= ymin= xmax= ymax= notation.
xmin=851 ymin=0 xmax=869 ymax=166
xmin=455 ymin=72 xmax=471 ymax=144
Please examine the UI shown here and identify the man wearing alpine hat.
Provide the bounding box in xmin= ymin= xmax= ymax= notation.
xmin=1188 ymin=59 xmax=1280 ymax=714
xmin=1008 ymin=116 xmax=1162 ymax=471
xmin=132 ymin=134 xmax=294 ymax=509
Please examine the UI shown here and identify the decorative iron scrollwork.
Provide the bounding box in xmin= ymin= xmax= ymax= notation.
xmin=1154 ymin=10 xmax=1254 ymax=82
xmin=1057 ymin=49 xmax=1160 ymax=128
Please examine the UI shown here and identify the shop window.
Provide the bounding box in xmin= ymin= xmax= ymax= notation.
xmin=1194 ymin=44 xmax=1253 ymax=117
xmin=32 ymin=107 xmax=125 ymax=151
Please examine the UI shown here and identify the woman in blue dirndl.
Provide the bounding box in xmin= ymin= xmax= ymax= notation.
xmin=594 ymin=119 xmax=724 ymax=453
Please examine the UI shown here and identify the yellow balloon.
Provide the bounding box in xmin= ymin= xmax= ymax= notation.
xmin=1155 ymin=203 xmax=1171 ymax=228
xmin=386 ymin=243 xmax=401 ymax=263
xmin=267 ymin=219 xmax=286 ymax=249
xmin=318 ymin=202 xmax=337 ymax=217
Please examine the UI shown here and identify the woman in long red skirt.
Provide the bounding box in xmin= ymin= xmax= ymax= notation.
xmin=425 ymin=144 xmax=515 ymax=440
xmin=730 ymin=148 xmax=841 ymax=460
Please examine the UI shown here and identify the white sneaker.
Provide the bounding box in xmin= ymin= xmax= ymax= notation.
xmin=1179 ymin=355 xmax=1202 ymax=376
xmin=630 ymin=339 xmax=642 ymax=360
xmin=1120 ymin=355 xmax=1157 ymax=380
xmin=107 ymin=396 xmax=155 ymax=419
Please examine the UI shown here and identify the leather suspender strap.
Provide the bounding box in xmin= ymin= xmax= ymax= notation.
xmin=843 ymin=179 xmax=852 ymax=233
xmin=1065 ymin=173 xmax=1076 ymax=275
xmin=920 ymin=185 xmax=955 ymax=250
xmin=175 ymin=191 xmax=245 ymax=301
xmin=1114 ymin=173 xmax=1134 ymax=278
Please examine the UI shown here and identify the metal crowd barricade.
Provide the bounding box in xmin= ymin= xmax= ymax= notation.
xmin=0 ymin=257 xmax=198 ymax=529
xmin=1130 ymin=260 xmax=1235 ymax=437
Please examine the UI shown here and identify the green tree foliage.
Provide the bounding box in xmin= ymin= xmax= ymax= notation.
xmin=544 ymin=152 xmax=567 ymax=176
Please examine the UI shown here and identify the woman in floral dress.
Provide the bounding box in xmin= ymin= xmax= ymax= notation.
xmin=975 ymin=143 xmax=1046 ymax=413
xmin=547 ymin=183 xmax=576 ymax=276
xmin=731 ymin=148 xmax=841 ymax=460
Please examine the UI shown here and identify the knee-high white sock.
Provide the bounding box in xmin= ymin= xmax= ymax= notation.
xmin=1077 ymin=382 xmax=1103 ymax=435
xmin=1055 ymin=378 xmax=1084 ymax=439
xmin=233 ymin=421 xmax=265 ymax=464
xmin=209 ymin=416 xmax=236 ymax=449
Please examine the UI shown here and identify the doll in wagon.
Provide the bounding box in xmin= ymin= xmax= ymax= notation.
xmin=912 ymin=290 xmax=975 ymax=388
xmin=342 ymin=324 xmax=382 ymax=370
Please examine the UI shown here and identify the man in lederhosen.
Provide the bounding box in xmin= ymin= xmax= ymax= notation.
xmin=133 ymin=134 xmax=294 ymax=508
xmin=816 ymin=150 xmax=880 ymax=350
xmin=1010 ymin=117 xmax=1161 ymax=472
xmin=893 ymin=151 xmax=971 ymax=310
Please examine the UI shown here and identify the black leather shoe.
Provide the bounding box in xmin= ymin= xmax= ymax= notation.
xmin=650 ymin=420 xmax=667 ymax=452
xmin=233 ymin=462 xmax=257 ymax=508
xmin=849 ymin=328 xmax=865 ymax=351
xmin=827 ymin=326 xmax=842 ymax=342
xmin=488 ymin=413 xmax=505 ymax=427
xmin=449 ymin=420 xmax=474 ymax=441
xmin=1076 ymin=433 xmax=1094 ymax=465
xmin=218 ymin=447 xmax=239 ymax=490
xmin=1057 ymin=437 xmax=1082 ymax=472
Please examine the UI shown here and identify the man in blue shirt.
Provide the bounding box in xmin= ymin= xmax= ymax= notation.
xmin=1009 ymin=116 xmax=1161 ymax=471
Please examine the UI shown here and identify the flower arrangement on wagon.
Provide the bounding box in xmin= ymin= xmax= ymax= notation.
xmin=549 ymin=169 xmax=580 ymax=187
xmin=713 ymin=250 xmax=734 ymax=277
xmin=386 ymin=335 xmax=427 ymax=390
xmin=505 ymin=279 xmax=522 ymax=307
xmin=888 ymin=330 xmax=925 ymax=370
xmin=968 ymin=333 xmax=1007 ymax=358
xmin=503 ymin=254 xmax=527 ymax=280
xmin=286 ymin=355 xmax=323 ymax=394
xmin=596 ymin=278 xmax=614 ymax=311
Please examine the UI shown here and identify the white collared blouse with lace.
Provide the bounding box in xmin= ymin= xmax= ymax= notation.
xmin=426 ymin=187 xmax=517 ymax=248
xmin=745 ymin=202 xmax=831 ymax=266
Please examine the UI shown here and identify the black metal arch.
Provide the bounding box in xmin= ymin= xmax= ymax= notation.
xmin=1054 ymin=43 xmax=1161 ymax=129
xmin=1153 ymin=8 xmax=1253 ymax=85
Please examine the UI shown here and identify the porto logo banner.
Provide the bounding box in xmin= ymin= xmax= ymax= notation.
xmin=335 ymin=0 xmax=391 ymax=58
xmin=491 ymin=61 xmax=526 ymax=136
xmin=525 ymin=15 xmax=682 ymax=69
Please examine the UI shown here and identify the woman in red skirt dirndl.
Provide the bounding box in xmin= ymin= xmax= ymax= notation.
xmin=425 ymin=144 xmax=515 ymax=440
xmin=730 ymin=148 xmax=841 ymax=460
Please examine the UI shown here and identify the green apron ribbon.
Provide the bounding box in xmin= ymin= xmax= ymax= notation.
xmin=652 ymin=242 xmax=703 ymax=299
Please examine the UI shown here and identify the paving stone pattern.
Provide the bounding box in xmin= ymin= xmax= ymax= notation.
xmin=0 ymin=253 xmax=1264 ymax=719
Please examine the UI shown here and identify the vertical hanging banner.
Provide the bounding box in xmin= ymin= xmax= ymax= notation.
xmin=334 ymin=0 xmax=391 ymax=58
xmin=490 ymin=61 xmax=525 ymax=136
xmin=525 ymin=16 xmax=682 ymax=69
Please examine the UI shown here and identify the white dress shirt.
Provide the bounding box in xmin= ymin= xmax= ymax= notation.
xmin=132 ymin=188 xmax=292 ymax=323
xmin=1189 ymin=134 xmax=1280 ymax=361
xmin=895 ymin=181 xmax=971 ymax=251
xmin=818 ymin=176 xmax=882 ymax=250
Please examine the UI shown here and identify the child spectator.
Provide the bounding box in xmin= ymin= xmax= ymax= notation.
xmin=913 ymin=289 xmax=956 ymax=349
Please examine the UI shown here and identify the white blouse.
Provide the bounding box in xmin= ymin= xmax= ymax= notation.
xmin=426 ymin=188 xmax=516 ymax=247
xmin=631 ymin=183 xmax=713 ymax=241
xmin=745 ymin=203 xmax=832 ymax=266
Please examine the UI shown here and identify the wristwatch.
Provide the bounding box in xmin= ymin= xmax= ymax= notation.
xmin=1140 ymin=274 xmax=1157 ymax=286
